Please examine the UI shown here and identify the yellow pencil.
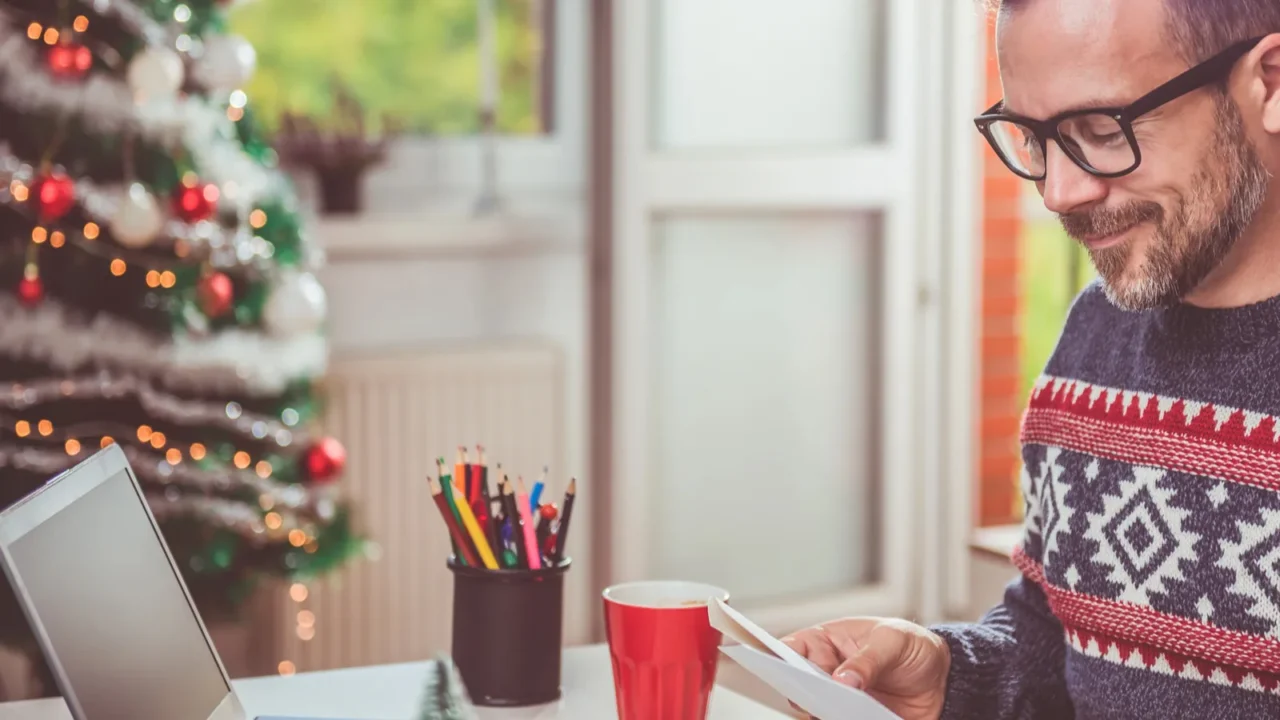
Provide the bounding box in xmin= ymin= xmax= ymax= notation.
xmin=453 ymin=486 xmax=499 ymax=569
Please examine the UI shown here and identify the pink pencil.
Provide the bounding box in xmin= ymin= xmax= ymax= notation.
xmin=515 ymin=476 xmax=542 ymax=569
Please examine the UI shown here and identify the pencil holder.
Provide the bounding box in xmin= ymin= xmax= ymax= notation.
xmin=448 ymin=557 xmax=571 ymax=707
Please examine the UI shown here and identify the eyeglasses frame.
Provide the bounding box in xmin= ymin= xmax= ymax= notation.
xmin=974 ymin=35 xmax=1266 ymax=181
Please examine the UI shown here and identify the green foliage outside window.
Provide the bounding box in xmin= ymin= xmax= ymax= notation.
xmin=227 ymin=0 xmax=546 ymax=136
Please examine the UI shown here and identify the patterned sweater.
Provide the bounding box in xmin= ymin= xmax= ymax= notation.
xmin=933 ymin=282 xmax=1280 ymax=719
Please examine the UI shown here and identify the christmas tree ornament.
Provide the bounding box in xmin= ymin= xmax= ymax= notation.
xmin=16 ymin=265 xmax=43 ymax=308
xmin=262 ymin=269 xmax=327 ymax=337
xmin=109 ymin=183 xmax=164 ymax=248
xmin=197 ymin=271 xmax=234 ymax=317
xmin=196 ymin=34 xmax=256 ymax=91
xmin=126 ymin=47 xmax=185 ymax=102
xmin=33 ymin=171 xmax=76 ymax=221
xmin=47 ymin=42 xmax=93 ymax=79
xmin=172 ymin=182 xmax=219 ymax=223
xmin=303 ymin=437 xmax=346 ymax=483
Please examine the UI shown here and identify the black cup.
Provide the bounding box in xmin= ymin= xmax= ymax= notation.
xmin=448 ymin=557 xmax=571 ymax=707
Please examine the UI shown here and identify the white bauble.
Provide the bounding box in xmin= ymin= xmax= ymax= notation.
xmin=263 ymin=270 xmax=327 ymax=337
xmin=109 ymin=183 xmax=165 ymax=248
xmin=197 ymin=35 xmax=257 ymax=91
xmin=126 ymin=48 xmax=184 ymax=102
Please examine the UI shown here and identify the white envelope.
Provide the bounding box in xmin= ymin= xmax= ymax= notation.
xmin=708 ymin=599 xmax=899 ymax=720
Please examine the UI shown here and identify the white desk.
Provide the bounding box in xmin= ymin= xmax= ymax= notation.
xmin=0 ymin=645 xmax=787 ymax=720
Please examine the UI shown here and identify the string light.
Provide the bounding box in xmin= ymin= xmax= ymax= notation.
xmin=229 ymin=90 xmax=248 ymax=109
xmin=159 ymin=271 xmax=176 ymax=288
xmin=37 ymin=420 xmax=52 ymax=436
xmin=65 ymin=439 xmax=81 ymax=455
xmin=255 ymin=460 xmax=272 ymax=478
xmin=259 ymin=494 xmax=275 ymax=511
xmin=31 ymin=227 xmax=46 ymax=243
xmin=166 ymin=447 xmax=182 ymax=464
xmin=233 ymin=451 xmax=251 ymax=469
xmin=264 ymin=512 xmax=283 ymax=530
xmin=146 ymin=270 xmax=160 ymax=288
xmin=277 ymin=661 xmax=296 ymax=676
xmin=43 ymin=28 xmax=58 ymax=45
xmin=189 ymin=443 xmax=206 ymax=460
xmin=288 ymin=529 xmax=306 ymax=547
xmin=137 ymin=425 xmax=153 ymax=442
xmin=296 ymin=626 xmax=315 ymax=641
xmin=26 ymin=22 xmax=41 ymax=40
xmin=248 ymin=209 xmax=267 ymax=229
xmin=304 ymin=540 xmax=319 ymax=554
xmin=83 ymin=222 xmax=99 ymax=240
xmin=297 ymin=610 xmax=315 ymax=628
xmin=100 ymin=436 xmax=114 ymax=448
xmin=50 ymin=231 xmax=65 ymax=248
xmin=149 ymin=431 xmax=166 ymax=449
xmin=73 ymin=15 xmax=89 ymax=32
xmin=14 ymin=421 xmax=30 ymax=437
xmin=227 ymin=107 xmax=244 ymax=122
xmin=110 ymin=259 xmax=126 ymax=276
xmin=289 ymin=583 xmax=308 ymax=603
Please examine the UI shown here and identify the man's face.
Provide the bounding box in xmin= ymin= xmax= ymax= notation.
xmin=997 ymin=0 xmax=1270 ymax=310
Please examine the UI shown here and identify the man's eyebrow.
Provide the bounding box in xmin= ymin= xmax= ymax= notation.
xmin=998 ymin=96 xmax=1135 ymax=119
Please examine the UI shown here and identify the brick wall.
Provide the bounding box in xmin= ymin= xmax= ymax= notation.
xmin=979 ymin=18 xmax=1024 ymax=526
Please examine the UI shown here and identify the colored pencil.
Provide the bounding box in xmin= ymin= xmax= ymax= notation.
xmin=514 ymin=476 xmax=542 ymax=570
xmin=453 ymin=482 xmax=499 ymax=569
xmin=535 ymin=502 xmax=557 ymax=563
xmin=552 ymin=478 xmax=576 ymax=563
xmin=429 ymin=477 xmax=478 ymax=567
xmin=437 ymin=458 xmax=467 ymax=565
xmin=457 ymin=446 xmax=470 ymax=501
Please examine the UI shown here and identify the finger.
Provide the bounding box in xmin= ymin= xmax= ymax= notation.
xmin=828 ymin=623 xmax=907 ymax=691
xmin=781 ymin=629 xmax=841 ymax=673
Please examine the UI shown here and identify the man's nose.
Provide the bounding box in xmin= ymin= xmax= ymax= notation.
xmin=1038 ymin=142 xmax=1108 ymax=215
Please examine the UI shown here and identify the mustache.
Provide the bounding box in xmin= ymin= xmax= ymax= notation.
xmin=1059 ymin=202 xmax=1162 ymax=241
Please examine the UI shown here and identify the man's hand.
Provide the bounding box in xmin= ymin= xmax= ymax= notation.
xmin=781 ymin=617 xmax=951 ymax=720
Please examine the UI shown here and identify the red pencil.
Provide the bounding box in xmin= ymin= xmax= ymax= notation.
xmin=429 ymin=476 xmax=479 ymax=566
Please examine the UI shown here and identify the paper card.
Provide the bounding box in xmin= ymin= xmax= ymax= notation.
xmin=721 ymin=645 xmax=900 ymax=720
xmin=708 ymin=598 xmax=899 ymax=720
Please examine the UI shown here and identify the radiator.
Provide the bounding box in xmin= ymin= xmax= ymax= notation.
xmin=264 ymin=343 xmax=566 ymax=674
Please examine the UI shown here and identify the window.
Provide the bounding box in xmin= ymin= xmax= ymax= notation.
xmin=227 ymin=0 xmax=585 ymax=218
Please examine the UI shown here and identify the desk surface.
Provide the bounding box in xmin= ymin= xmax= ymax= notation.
xmin=0 ymin=645 xmax=787 ymax=720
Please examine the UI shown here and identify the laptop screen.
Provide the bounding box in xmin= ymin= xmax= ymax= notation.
xmin=8 ymin=469 xmax=231 ymax=719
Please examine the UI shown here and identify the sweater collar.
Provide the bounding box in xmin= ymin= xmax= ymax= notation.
xmin=1156 ymin=291 xmax=1280 ymax=346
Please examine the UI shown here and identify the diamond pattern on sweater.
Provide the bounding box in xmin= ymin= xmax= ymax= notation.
xmin=1219 ymin=508 xmax=1280 ymax=638
xmin=1085 ymin=465 xmax=1200 ymax=605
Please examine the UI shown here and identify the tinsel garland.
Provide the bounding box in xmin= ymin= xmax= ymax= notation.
xmin=0 ymin=294 xmax=328 ymax=395
xmin=2 ymin=370 xmax=310 ymax=444
xmin=0 ymin=11 xmax=278 ymax=214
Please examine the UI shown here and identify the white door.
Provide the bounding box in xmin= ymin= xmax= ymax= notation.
xmin=608 ymin=0 xmax=984 ymax=631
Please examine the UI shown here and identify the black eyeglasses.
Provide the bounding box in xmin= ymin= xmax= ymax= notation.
xmin=975 ymin=35 xmax=1265 ymax=181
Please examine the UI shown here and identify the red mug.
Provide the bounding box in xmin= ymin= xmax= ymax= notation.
xmin=603 ymin=581 xmax=731 ymax=720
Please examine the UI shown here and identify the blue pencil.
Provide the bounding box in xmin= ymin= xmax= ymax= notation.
xmin=530 ymin=466 xmax=547 ymax=513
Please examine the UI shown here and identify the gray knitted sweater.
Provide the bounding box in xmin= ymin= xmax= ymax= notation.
xmin=933 ymin=283 xmax=1280 ymax=719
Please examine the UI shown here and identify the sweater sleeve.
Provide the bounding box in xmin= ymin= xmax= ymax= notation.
xmin=929 ymin=575 xmax=1073 ymax=720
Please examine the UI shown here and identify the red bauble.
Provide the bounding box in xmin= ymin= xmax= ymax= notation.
xmin=304 ymin=437 xmax=346 ymax=483
xmin=47 ymin=42 xmax=92 ymax=79
xmin=16 ymin=276 xmax=43 ymax=307
xmin=197 ymin=271 xmax=234 ymax=317
xmin=33 ymin=172 xmax=76 ymax=221
xmin=172 ymin=183 xmax=219 ymax=223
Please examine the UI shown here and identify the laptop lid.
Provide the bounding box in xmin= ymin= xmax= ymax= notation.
xmin=0 ymin=443 xmax=247 ymax=720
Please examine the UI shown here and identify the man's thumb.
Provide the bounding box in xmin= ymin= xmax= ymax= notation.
xmin=825 ymin=622 xmax=903 ymax=691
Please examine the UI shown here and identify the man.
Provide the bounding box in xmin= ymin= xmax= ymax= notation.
xmin=782 ymin=0 xmax=1280 ymax=718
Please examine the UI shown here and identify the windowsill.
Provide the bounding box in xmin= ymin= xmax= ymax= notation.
xmin=970 ymin=524 xmax=1021 ymax=562
xmin=309 ymin=196 xmax=585 ymax=262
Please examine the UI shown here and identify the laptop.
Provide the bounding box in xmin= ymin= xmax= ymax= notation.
xmin=0 ymin=443 xmax=360 ymax=720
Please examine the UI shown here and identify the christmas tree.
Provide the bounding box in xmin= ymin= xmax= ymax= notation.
xmin=0 ymin=0 xmax=362 ymax=667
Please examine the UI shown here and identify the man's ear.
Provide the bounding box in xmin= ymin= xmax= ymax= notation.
xmin=1260 ymin=34 xmax=1280 ymax=135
